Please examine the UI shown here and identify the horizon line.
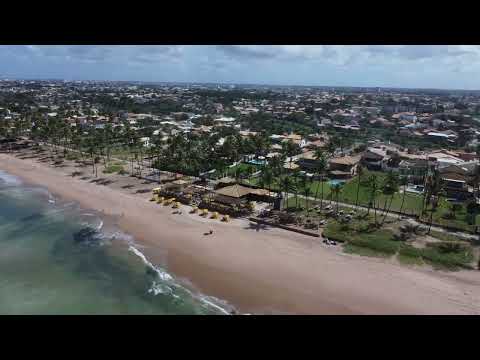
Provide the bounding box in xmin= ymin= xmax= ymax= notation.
xmin=2 ymin=76 xmax=480 ymax=93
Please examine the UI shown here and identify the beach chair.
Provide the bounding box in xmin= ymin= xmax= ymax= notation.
xmin=156 ymin=196 xmax=164 ymax=204
xmin=211 ymin=211 xmax=219 ymax=219
xmin=222 ymin=214 xmax=230 ymax=222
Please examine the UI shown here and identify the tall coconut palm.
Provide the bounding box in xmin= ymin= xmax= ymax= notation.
xmin=380 ymin=171 xmax=399 ymax=225
xmin=261 ymin=166 xmax=274 ymax=201
xmin=303 ymin=187 xmax=312 ymax=215
xmin=292 ymin=169 xmax=300 ymax=209
xmin=424 ymin=169 xmax=444 ymax=234
xmin=313 ymin=149 xmax=327 ymax=210
xmin=398 ymin=175 xmax=408 ymax=217
xmin=280 ymin=176 xmax=295 ymax=210
xmin=355 ymin=164 xmax=364 ymax=207
xmin=331 ymin=183 xmax=343 ymax=213
xmin=364 ymin=174 xmax=380 ymax=223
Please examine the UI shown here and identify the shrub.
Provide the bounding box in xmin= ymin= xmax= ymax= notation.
xmin=65 ymin=152 xmax=79 ymax=161
xmin=103 ymin=164 xmax=124 ymax=174
xmin=421 ymin=243 xmax=473 ymax=270
xmin=399 ymin=245 xmax=423 ymax=259
xmin=350 ymin=236 xmax=399 ymax=255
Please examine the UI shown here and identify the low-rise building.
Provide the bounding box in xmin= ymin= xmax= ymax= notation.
xmin=328 ymin=155 xmax=361 ymax=179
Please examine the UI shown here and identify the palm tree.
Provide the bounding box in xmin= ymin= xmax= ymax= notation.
xmin=313 ymin=149 xmax=327 ymax=210
xmin=85 ymin=134 xmax=97 ymax=177
xmin=398 ymin=175 xmax=408 ymax=217
xmin=293 ymin=169 xmax=300 ymax=209
xmin=380 ymin=171 xmax=399 ymax=225
xmin=355 ymin=164 xmax=364 ymax=207
xmin=326 ymin=139 xmax=336 ymax=156
xmin=280 ymin=176 xmax=295 ymax=210
xmin=298 ymin=173 xmax=309 ymax=211
xmin=303 ymin=187 xmax=312 ymax=215
xmin=364 ymin=174 xmax=380 ymax=223
xmin=261 ymin=166 xmax=274 ymax=201
xmin=424 ymin=169 xmax=444 ymax=234
xmin=331 ymin=183 xmax=343 ymax=213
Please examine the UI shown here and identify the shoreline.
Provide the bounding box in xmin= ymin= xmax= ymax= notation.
xmin=2 ymin=151 xmax=480 ymax=314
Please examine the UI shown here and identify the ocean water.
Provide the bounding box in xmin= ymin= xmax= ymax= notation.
xmin=0 ymin=170 xmax=231 ymax=315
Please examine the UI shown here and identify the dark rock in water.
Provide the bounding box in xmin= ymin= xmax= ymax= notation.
xmin=73 ymin=227 xmax=99 ymax=244
xmin=21 ymin=213 xmax=44 ymax=222
xmin=145 ymin=266 xmax=158 ymax=277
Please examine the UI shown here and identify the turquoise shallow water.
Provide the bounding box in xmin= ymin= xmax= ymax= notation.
xmin=0 ymin=170 xmax=229 ymax=315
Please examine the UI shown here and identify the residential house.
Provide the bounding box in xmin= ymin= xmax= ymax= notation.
xmin=428 ymin=151 xmax=464 ymax=168
xmin=328 ymin=155 xmax=361 ymax=179
xmin=440 ymin=172 xmax=473 ymax=200
xmin=361 ymin=147 xmax=388 ymax=171
xmin=283 ymin=133 xmax=307 ymax=148
xmin=296 ymin=151 xmax=321 ymax=171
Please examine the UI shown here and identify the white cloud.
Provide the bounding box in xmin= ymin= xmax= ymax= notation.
xmin=2 ymin=45 xmax=480 ymax=89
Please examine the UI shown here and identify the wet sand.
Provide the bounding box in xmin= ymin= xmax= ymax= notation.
xmin=2 ymin=151 xmax=480 ymax=314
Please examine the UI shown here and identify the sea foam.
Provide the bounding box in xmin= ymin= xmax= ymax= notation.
xmin=0 ymin=170 xmax=22 ymax=186
xmin=128 ymin=245 xmax=233 ymax=315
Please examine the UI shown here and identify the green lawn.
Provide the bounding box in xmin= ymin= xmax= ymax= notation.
xmin=338 ymin=172 xmax=424 ymax=216
xmin=248 ymin=174 xmax=334 ymax=200
xmin=423 ymin=198 xmax=476 ymax=232
xmin=253 ymin=169 xmax=476 ymax=233
xmin=226 ymin=163 xmax=259 ymax=178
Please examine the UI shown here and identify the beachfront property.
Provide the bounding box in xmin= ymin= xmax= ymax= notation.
xmin=328 ymin=155 xmax=361 ymax=179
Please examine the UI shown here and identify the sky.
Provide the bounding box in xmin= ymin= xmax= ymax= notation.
xmin=1 ymin=45 xmax=480 ymax=90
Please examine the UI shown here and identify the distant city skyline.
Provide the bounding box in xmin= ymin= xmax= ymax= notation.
xmin=1 ymin=45 xmax=480 ymax=90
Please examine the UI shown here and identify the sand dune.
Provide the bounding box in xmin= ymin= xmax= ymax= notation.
xmin=1 ymin=152 xmax=480 ymax=314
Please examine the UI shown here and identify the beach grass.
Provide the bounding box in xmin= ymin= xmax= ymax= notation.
xmin=421 ymin=242 xmax=474 ymax=270
xmin=324 ymin=217 xmax=475 ymax=269
xmin=324 ymin=220 xmax=399 ymax=257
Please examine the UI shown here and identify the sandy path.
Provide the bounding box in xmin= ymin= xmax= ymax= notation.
xmin=2 ymin=152 xmax=480 ymax=315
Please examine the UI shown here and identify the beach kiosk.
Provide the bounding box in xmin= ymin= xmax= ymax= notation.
xmin=151 ymin=187 xmax=162 ymax=201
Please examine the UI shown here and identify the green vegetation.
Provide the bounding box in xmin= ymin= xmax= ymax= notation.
xmin=323 ymin=220 xmax=399 ymax=256
xmin=65 ymin=152 xmax=79 ymax=161
xmin=397 ymin=246 xmax=424 ymax=266
xmin=425 ymin=199 xmax=475 ymax=232
xmin=103 ymin=163 xmax=124 ymax=174
xmin=220 ymin=163 xmax=259 ymax=180
xmin=324 ymin=219 xmax=475 ymax=270
xmin=421 ymin=242 xmax=474 ymax=270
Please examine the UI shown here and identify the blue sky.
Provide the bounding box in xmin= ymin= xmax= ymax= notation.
xmin=1 ymin=45 xmax=480 ymax=89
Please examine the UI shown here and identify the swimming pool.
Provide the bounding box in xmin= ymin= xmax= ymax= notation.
xmin=328 ymin=179 xmax=346 ymax=186
xmin=247 ymin=159 xmax=266 ymax=166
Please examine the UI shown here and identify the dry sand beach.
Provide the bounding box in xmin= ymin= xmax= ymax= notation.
xmin=1 ymin=151 xmax=480 ymax=314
